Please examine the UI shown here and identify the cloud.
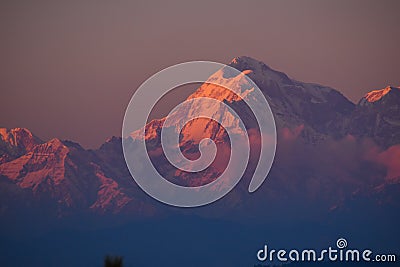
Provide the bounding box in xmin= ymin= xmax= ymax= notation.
xmin=367 ymin=144 xmax=400 ymax=182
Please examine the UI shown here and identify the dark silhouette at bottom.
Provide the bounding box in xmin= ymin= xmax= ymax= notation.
xmin=104 ymin=255 xmax=123 ymax=267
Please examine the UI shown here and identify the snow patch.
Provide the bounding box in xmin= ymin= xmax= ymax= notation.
xmin=364 ymin=86 xmax=392 ymax=103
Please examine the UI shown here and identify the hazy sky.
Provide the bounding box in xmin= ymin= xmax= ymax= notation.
xmin=1 ymin=0 xmax=399 ymax=148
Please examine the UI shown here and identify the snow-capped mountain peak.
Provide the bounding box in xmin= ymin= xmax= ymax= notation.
xmin=228 ymin=56 xmax=292 ymax=86
xmin=0 ymin=127 xmax=40 ymax=148
xmin=363 ymin=86 xmax=399 ymax=103
xmin=0 ymin=127 xmax=42 ymax=163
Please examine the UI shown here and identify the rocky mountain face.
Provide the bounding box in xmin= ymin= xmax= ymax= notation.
xmin=0 ymin=128 xmax=42 ymax=163
xmin=0 ymin=130 xmax=154 ymax=217
xmin=134 ymin=57 xmax=356 ymax=145
xmin=348 ymin=86 xmax=400 ymax=148
xmin=0 ymin=56 xmax=399 ymax=219
xmin=227 ymin=57 xmax=356 ymax=140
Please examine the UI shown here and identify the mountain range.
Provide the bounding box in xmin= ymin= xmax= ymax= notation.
xmin=0 ymin=56 xmax=399 ymax=220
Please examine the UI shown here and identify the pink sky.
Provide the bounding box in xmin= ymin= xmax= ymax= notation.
xmin=1 ymin=0 xmax=399 ymax=148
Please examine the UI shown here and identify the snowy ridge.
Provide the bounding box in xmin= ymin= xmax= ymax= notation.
xmin=364 ymin=86 xmax=399 ymax=103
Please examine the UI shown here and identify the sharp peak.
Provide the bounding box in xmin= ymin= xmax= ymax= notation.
xmin=101 ymin=136 xmax=122 ymax=146
xmin=47 ymin=138 xmax=64 ymax=145
xmin=0 ymin=127 xmax=41 ymax=145
xmin=229 ymin=56 xmax=270 ymax=68
xmin=364 ymin=85 xmax=400 ymax=103
xmin=0 ymin=127 xmax=33 ymax=136
xmin=105 ymin=136 xmax=121 ymax=143
xmin=385 ymin=85 xmax=399 ymax=91
xmin=230 ymin=56 xmax=261 ymax=63
xmin=46 ymin=138 xmax=83 ymax=148
xmin=226 ymin=56 xmax=293 ymax=85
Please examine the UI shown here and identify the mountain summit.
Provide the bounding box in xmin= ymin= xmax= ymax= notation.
xmin=350 ymin=85 xmax=400 ymax=147
xmin=0 ymin=127 xmax=42 ymax=163
xmin=363 ymin=86 xmax=400 ymax=103
xmin=138 ymin=56 xmax=355 ymax=144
